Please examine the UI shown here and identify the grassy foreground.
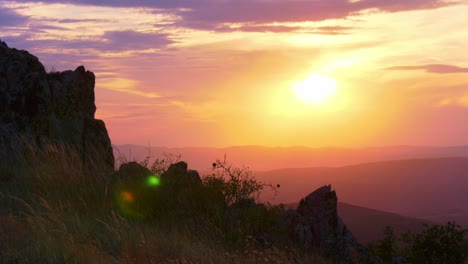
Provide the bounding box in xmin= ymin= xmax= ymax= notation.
xmin=0 ymin=139 xmax=327 ymax=263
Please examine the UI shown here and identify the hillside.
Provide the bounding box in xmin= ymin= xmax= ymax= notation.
xmin=338 ymin=202 xmax=431 ymax=244
xmin=285 ymin=202 xmax=431 ymax=244
xmin=257 ymin=157 xmax=468 ymax=228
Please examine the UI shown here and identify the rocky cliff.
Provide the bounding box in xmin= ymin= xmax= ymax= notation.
xmin=0 ymin=40 xmax=114 ymax=171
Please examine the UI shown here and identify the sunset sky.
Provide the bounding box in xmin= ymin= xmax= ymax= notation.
xmin=1 ymin=0 xmax=468 ymax=147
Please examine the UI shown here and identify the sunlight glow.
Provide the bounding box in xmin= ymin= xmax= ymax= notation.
xmin=292 ymin=73 xmax=338 ymax=105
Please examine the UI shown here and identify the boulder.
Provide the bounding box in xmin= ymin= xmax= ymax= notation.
xmin=0 ymin=40 xmax=114 ymax=172
xmin=161 ymin=161 xmax=202 ymax=185
xmin=118 ymin=162 xmax=153 ymax=180
xmin=282 ymin=185 xmax=379 ymax=263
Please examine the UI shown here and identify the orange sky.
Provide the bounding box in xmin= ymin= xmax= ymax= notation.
xmin=1 ymin=0 xmax=468 ymax=147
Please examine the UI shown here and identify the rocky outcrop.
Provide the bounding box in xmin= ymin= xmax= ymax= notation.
xmin=161 ymin=161 xmax=202 ymax=185
xmin=118 ymin=162 xmax=153 ymax=180
xmin=282 ymin=185 xmax=382 ymax=264
xmin=0 ymin=40 xmax=114 ymax=172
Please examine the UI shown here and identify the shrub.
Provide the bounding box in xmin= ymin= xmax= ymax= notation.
xmin=400 ymin=222 xmax=468 ymax=264
xmin=203 ymin=156 xmax=276 ymax=206
xmin=370 ymin=222 xmax=468 ymax=264
xmin=368 ymin=226 xmax=398 ymax=263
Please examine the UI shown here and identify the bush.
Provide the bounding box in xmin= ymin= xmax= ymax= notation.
xmin=401 ymin=222 xmax=468 ymax=264
xmin=368 ymin=226 xmax=398 ymax=263
xmin=370 ymin=222 xmax=468 ymax=264
xmin=203 ymin=156 xmax=276 ymax=206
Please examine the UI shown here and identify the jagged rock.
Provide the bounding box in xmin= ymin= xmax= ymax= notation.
xmin=166 ymin=161 xmax=188 ymax=174
xmin=161 ymin=161 xmax=202 ymax=185
xmin=118 ymin=162 xmax=153 ymax=180
xmin=283 ymin=185 xmax=378 ymax=263
xmin=187 ymin=169 xmax=201 ymax=184
xmin=0 ymin=40 xmax=114 ymax=172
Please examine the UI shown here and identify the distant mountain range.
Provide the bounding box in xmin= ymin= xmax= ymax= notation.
xmin=257 ymin=157 xmax=468 ymax=228
xmin=113 ymin=144 xmax=468 ymax=171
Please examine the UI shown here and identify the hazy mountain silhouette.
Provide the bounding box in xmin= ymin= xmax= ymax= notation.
xmin=285 ymin=202 xmax=431 ymax=244
xmin=338 ymin=202 xmax=432 ymax=243
xmin=257 ymin=157 xmax=468 ymax=228
xmin=113 ymin=144 xmax=468 ymax=171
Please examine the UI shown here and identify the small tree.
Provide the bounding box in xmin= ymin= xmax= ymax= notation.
xmin=374 ymin=226 xmax=398 ymax=262
xmin=203 ymin=156 xmax=275 ymax=206
xmin=401 ymin=222 xmax=468 ymax=264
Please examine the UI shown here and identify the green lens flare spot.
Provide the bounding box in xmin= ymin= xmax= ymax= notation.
xmin=146 ymin=175 xmax=160 ymax=187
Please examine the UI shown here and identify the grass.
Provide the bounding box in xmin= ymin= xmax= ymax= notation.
xmin=0 ymin=137 xmax=329 ymax=263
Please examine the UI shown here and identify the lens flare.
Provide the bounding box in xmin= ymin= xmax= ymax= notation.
xmin=114 ymin=175 xmax=161 ymax=218
xmin=121 ymin=191 xmax=135 ymax=202
xmin=114 ymin=186 xmax=142 ymax=218
xmin=146 ymin=175 xmax=160 ymax=187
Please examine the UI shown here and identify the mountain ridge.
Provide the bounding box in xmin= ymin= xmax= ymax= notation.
xmin=256 ymin=157 xmax=468 ymax=228
xmin=113 ymin=144 xmax=468 ymax=171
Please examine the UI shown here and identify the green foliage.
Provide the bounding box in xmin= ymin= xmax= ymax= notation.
xmin=221 ymin=202 xmax=288 ymax=249
xmin=370 ymin=222 xmax=468 ymax=264
xmin=401 ymin=222 xmax=468 ymax=264
xmin=136 ymin=155 xmax=289 ymax=251
xmin=368 ymin=226 xmax=398 ymax=263
xmin=203 ymin=156 xmax=276 ymax=206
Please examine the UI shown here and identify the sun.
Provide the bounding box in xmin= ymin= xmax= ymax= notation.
xmin=292 ymin=73 xmax=338 ymax=105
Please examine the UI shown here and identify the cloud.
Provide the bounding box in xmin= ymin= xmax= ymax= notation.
xmin=5 ymin=0 xmax=453 ymax=32
xmin=183 ymin=23 xmax=355 ymax=34
xmin=386 ymin=64 xmax=468 ymax=74
xmin=98 ymin=77 xmax=161 ymax=98
xmin=1 ymin=30 xmax=173 ymax=53
xmin=0 ymin=7 xmax=28 ymax=26
xmin=57 ymin=18 xmax=111 ymax=23
xmin=170 ymin=0 xmax=453 ymax=31
xmin=19 ymin=0 xmax=198 ymax=9
xmin=101 ymin=30 xmax=174 ymax=51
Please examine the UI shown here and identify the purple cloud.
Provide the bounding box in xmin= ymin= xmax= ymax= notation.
xmin=170 ymin=0 xmax=452 ymax=32
xmin=386 ymin=64 xmax=468 ymax=74
xmin=8 ymin=0 xmax=198 ymax=8
xmin=200 ymin=24 xmax=355 ymax=34
xmin=101 ymin=30 xmax=174 ymax=51
xmin=58 ymin=18 xmax=111 ymax=23
xmin=1 ymin=30 xmax=173 ymax=53
xmin=5 ymin=0 xmax=453 ymax=33
xmin=0 ymin=7 xmax=28 ymax=26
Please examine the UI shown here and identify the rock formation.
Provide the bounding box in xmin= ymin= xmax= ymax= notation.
xmin=118 ymin=161 xmax=153 ymax=180
xmin=0 ymin=40 xmax=114 ymax=172
xmin=282 ymin=185 xmax=382 ymax=264
xmin=161 ymin=161 xmax=202 ymax=185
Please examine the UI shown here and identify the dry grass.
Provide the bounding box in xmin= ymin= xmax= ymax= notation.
xmin=0 ymin=137 xmax=329 ymax=263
